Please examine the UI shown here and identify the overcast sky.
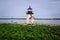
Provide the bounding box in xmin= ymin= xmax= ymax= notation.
xmin=0 ymin=0 xmax=60 ymax=18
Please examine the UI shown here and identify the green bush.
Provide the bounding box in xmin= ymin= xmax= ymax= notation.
xmin=0 ymin=24 xmax=60 ymax=40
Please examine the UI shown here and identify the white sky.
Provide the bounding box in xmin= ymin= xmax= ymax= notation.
xmin=0 ymin=0 xmax=60 ymax=18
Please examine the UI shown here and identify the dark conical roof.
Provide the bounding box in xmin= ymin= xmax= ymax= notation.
xmin=27 ymin=6 xmax=32 ymax=10
xmin=26 ymin=5 xmax=33 ymax=14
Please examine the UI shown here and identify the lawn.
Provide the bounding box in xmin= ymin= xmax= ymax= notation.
xmin=0 ymin=24 xmax=60 ymax=40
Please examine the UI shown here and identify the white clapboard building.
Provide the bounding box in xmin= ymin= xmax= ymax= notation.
xmin=26 ymin=6 xmax=34 ymax=24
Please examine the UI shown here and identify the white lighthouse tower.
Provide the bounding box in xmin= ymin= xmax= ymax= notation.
xmin=26 ymin=6 xmax=34 ymax=24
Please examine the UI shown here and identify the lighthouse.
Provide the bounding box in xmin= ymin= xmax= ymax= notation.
xmin=26 ymin=6 xmax=34 ymax=24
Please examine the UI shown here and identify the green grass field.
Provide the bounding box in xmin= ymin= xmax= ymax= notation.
xmin=0 ymin=24 xmax=60 ymax=40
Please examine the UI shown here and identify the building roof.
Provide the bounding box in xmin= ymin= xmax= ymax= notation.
xmin=26 ymin=6 xmax=33 ymax=14
xmin=27 ymin=6 xmax=32 ymax=10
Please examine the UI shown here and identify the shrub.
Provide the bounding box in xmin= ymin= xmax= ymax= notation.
xmin=0 ymin=24 xmax=60 ymax=40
